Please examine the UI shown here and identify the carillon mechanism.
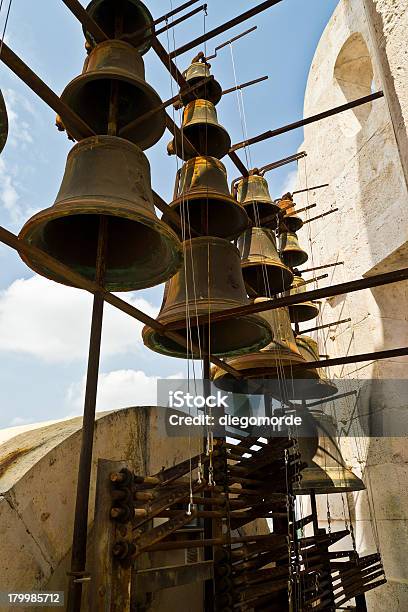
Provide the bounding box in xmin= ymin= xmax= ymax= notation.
xmin=280 ymin=230 xmax=309 ymax=268
xmin=235 ymin=172 xmax=280 ymax=226
xmin=0 ymin=90 xmax=8 ymax=154
xmin=60 ymin=39 xmax=166 ymax=148
xmin=279 ymin=192 xmax=303 ymax=232
xmin=181 ymin=54 xmax=223 ymax=106
xmin=142 ymin=237 xmax=272 ymax=358
xmin=164 ymin=156 xmax=249 ymax=239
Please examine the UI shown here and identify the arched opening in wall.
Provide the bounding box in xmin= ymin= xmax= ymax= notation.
xmin=334 ymin=33 xmax=374 ymax=137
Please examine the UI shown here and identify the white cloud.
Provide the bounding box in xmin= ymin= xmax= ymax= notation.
xmin=281 ymin=169 xmax=298 ymax=195
xmin=66 ymin=369 xmax=183 ymax=414
xmin=0 ymin=158 xmax=21 ymax=224
xmin=2 ymin=88 xmax=34 ymax=149
xmin=0 ymin=275 xmax=159 ymax=362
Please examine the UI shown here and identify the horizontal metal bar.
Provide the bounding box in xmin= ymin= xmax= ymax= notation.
xmin=205 ymin=26 xmax=258 ymax=60
xmin=0 ymin=224 xmax=241 ymax=379
xmin=295 ymin=347 xmax=408 ymax=371
xmin=61 ymin=0 xmax=108 ymax=43
xmin=306 ymin=390 xmax=357 ymax=408
xmin=300 ymin=318 xmax=351 ymax=334
xmin=164 ymin=265 xmax=408 ymax=329
xmin=169 ymin=0 xmax=284 ymax=58
xmin=0 ymin=41 xmax=95 ymax=139
xmin=300 ymin=261 xmax=344 ymax=274
xmin=230 ymin=91 xmax=385 ymax=152
xmin=155 ymin=5 xmax=207 ymax=37
xmin=223 ymin=75 xmax=268 ymax=96
xmin=286 ymin=203 xmax=317 ymax=216
xmin=293 ymin=183 xmax=329 ymax=196
xmin=303 ymin=208 xmax=339 ymax=224
xmin=260 ymin=151 xmax=307 ymax=175
xmin=302 ymin=274 xmax=329 ymax=286
xmin=155 ymin=0 xmax=201 ymax=27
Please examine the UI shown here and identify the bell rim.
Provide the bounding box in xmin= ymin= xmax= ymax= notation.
xmin=284 ymin=215 xmax=304 ymax=232
xmin=241 ymin=258 xmax=294 ymax=281
xmin=0 ymin=90 xmax=8 ymax=154
xmin=289 ymin=302 xmax=320 ymax=323
xmin=60 ymin=71 xmax=165 ymax=150
xmin=272 ymin=377 xmax=339 ymax=401
xmin=182 ymin=74 xmax=223 ymax=106
xmin=242 ymin=200 xmax=281 ymax=218
xmin=18 ymin=201 xmax=184 ymax=292
xmin=174 ymin=125 xmax=232 ymax=161
xmin=83 ymin=0 xmax=155 ymax=55
xmin=142 ymin=312 xmax=273 ymax=360
xmin=166 ymin=192 xmax=249 ymax=240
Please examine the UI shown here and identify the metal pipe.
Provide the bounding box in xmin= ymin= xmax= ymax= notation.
xmin=300 ymin=261 xmax=344 ymax=274
xmin=293 ymin=183 xmax=329 ymax=195
xmin=303 ymin=208 xmax=339 ymax=224
xmin=306 ymin=390 xmax=357 ymax=408
xmin=222 ymin=75 xmax=268 ymax=96
xmin=230 ymin=91 xmax=385 ymax=152
xmin=164 ymin=265 xmax=408 ymax=329
xmin=295 ymin=346 xmax=408 ymax=371
xmin=60 ymin=0 xmax=108 ymax=42
xmin=0 ymin=41 xmax=95 ymax=139
xmin=259 ymin=151 xmax=307 ymax=175
xmin=300 ymin=318 xmax=351 ymax=334
xmin=169 ymin=0 xmax=284 ymax=58
xmin=155 ymin=0 xmax=201 ymax=27
xmin=205 ymin=26 xmax=258 ymax=60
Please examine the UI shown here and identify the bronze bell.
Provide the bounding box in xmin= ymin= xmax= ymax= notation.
xmin=295 ymin=335 xmax=338 ymax=399
xmin=294 ymin=410 xmax=365 ymax=495
xmin=280 ymin=231 xmax=309 ymax=268
xmin=60 ymin=40 xmax=165 ymax=150
xmin=181 ymin=58 xmax=222 ymax=106
xmin=83 ymin=0 xmax=154 ymax=56
xmin=238 ymin=227 xmax=293 ymax=297
xmin=279 ymin=192 xmax=303 ymax=232
xmin=235 ymin=174 xmax=281 ymax=227
xmin=212 ymin=304 xmax=306 ymax=393
xmin=142 ymin=238 xmax=272 ymax=359
xmin=0 ymin=90 xmax=8 ymax=154
xmin=19 ymin=135 xmax=183 ymax=291
xmin=167 ymin=100 xmax=231 ymax=160
xmin=288 ymin=276 xmax=320 ymax=323
xmin=163 ymin=156 xmax=249 ymax=240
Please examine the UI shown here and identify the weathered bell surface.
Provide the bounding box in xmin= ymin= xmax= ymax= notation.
xmin=288 ymin=276 xmax=320 ymax=323
xmin=60 ymin=40 xmax=165 ymax=149
xmin=238 ymin=227 xmax=293 ymax=297
xmin=167 ymin=100 xmax=231 ymax=160
xmin=181 ymin=59 xmax=222 ymax=106
xmin=212 ymin=304 xmax=306 ymax=393
xmin=19 ymin=136 xmax=183 ymax=291
xmin=294 ymin=410 xmax=365 ymax=495
xmin=83 ymin=0 xmax=154 ymax=55
xmin=279 ymin=192 xmax=303 ymax=232
xmin=0 ymin=90 xmax=8 ymax=154
xmin=163 ymin=156 xmax=249 ymax=240
xmin=280 ymin=231 xmax=309 ymax=268
xmin=236 ymin=174 xmax=280 ymax=226
xmin=142 ymin=237 xmax=272 ymax=359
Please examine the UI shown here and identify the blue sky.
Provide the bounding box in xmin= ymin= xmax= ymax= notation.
xmin=0 ymin=0 xmax=338 ymax=429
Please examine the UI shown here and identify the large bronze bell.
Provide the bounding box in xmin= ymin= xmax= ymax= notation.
xmin=295 ymin=335 xmax=338 ymax=399
xmin=288 ymin=276 xmax=320 ymax=323
xmin=60 ymin=40 xmax=165 ymax=149
xmin=19 ymin=136 xmax=183 ymax=291
xmin=280 ymin=231 xmax=309 ymax=268
xmin=0 ymin=90 xmax=8 ymax=154
xmin=235 ymin=174 xmax=280 ymax=227
xmin=142 ymin=238 xmax=272 ymax=359
xmin=163 ymin=156 xmax=249 ymax=240
xmin=212 ymin=304 xmax=306 ymax=393
xmin=279 ymin=192 xmax=303 ymax=232
xmin=294 ymin=410 xmax=365 ymax=495
xmin=83 ymin=0 xmax=154 ymax=55
xmin=181 ymin=58 xmax=222 ymax=106
xmin=167 ymin=100 xmax=231 ymax=160
xmin=238 ymin=227 xmax=293 ymax=297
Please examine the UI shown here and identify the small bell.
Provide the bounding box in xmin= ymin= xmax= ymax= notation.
xmin=235 ymin=174 xmax=280 ymax=227
xmin=278 ymin=192 xmax=303 ymax=232
xmin=212 ymin=304 xmax=306 ymax=393
xmin=142 ymin=237 xmax=272 ymax=359
xmin=238 ymin=227 xmax=293 ymax=297
xmin=163 ymin=156 xmax=249 ymax=240
xmin=288 ymin=276 xmax=320 ymax=323
xmin=19 ymin=136 xmax=183 ymax=291
xmin=181 ymin=56 xmax=222 ymax=106
xmin=167 ymin=99 xmax=231 ymax=160
xmin=280 ymin=231 xmax=309 ymax=268
xmin=60 ymin=40 xmax=165 ymax=149
xmin=83 ymin=0 xmax=155 ymax=55
xmin=294 ymin=410 xmax=365 ymax=495
xmin=294 ymin=335 xmax=338 ymax=399
xmin=0 ymin=90 xmax=8 ymax=154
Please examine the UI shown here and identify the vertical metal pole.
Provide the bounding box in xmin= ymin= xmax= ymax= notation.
xmin=310 ymin=491 xmax=319 ymax=535
xmin=67 ymin=218 xmax=108 ymax=611
xmin=356 ymin=593 xmax=368 ymax=612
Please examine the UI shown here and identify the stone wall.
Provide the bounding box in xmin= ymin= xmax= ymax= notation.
xmin=294 ymin=0 xmax=408 ymax=609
